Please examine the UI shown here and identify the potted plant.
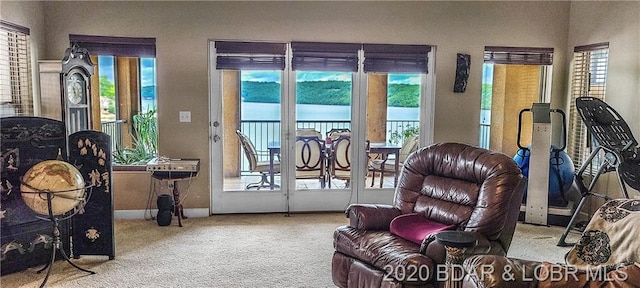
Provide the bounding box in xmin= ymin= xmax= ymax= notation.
xmin=389 ymin=124 xmax=419 ymax=145
xmin=113 ymin=109 xmax=158 ymax=165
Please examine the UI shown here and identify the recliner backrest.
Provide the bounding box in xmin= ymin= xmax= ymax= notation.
xmin=395 ymin=142 xmax=525 ymax=251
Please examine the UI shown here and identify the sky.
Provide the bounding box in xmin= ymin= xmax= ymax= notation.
xmin=482 ymin=63 xmax=494 ymax=84
xmin=241 ymin=71 xmax=421 ymax=84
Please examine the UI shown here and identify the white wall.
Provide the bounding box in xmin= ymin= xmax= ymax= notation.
xmin=567 ymin=1 xmax=640 ymax=198
xmin=568 ymin=1 xmax=640 ymax=139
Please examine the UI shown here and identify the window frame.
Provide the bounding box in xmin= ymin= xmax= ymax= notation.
xmin=566 ymin=42 xmax=610 ymax=173
xmin=71 ymin=35 xmax=158 ymax=163
xmin=0 ymin=20 xmax=33 ymax=116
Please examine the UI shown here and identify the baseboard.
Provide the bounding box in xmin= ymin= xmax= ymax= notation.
xmin=114 ymin=208 xmax=210 ymax=219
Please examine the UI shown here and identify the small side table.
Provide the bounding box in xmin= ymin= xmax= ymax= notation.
xmin=151 ymin=171 xmax=197 ymax=227
xmin=436 ymin=231 xmax=477 ymax=288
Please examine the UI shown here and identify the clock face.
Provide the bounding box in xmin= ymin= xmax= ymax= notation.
xmin=66 ymin=73 xmax=84 ymax=105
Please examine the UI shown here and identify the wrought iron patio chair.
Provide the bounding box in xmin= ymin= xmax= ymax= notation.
xmin=295 ymin=136 xmax=327 ymax=188
xmin=368 ymin=134 xmax=419 ymax=188
xmin=327 ymin=128 xmax=351 ymax=141
xmin=330 ymin=135 xmax=352 ymax=188
xmin=235 ymin=130 xmax=280 ymax=190
xmin=296 ymin=128 xmax=322 ymax=139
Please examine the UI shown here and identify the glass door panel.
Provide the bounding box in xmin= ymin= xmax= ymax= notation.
xmin=211 ymin=68 xmax=287 ymax=213
xmin=224 ymin=70 xmax=282 ymax=192
xmin=294 ymin=71 xmax=352 ymax=191
xmin=364 ymin=73 xmax=421 ymax=190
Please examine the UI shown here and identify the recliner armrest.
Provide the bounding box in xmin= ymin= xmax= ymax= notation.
xmin=346 ymin=204 xmax=401 ymax=230
xmin=422 ymin=231 xmax=493 ymax=260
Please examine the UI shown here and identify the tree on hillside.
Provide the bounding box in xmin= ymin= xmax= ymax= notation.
xmin=100 ymin=75 xmax=115 ymax=97
xmin=388 ymin=84 xmax=419 ymax=107
xmin=481 ymin=83 xmax=492 ymax=110
xmin=240 ymin=80 xmax=421 ymax=108
xmin=99 ymin=75 xmax=116 ymax=114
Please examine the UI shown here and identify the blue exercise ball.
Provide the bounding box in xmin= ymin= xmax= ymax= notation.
xmin=513 ymin=146 xmax=575 ymax=207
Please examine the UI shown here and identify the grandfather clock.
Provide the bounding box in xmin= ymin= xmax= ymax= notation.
xmin=61 ymin=44 xmax=95 ymax=135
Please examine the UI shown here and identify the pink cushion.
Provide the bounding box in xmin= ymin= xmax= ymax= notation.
xmin=389 ymin=213 xmax=456 ymax=244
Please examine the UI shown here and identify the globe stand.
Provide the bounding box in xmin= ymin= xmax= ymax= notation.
xmin=21 ymin=184 xmax=95 ymax=288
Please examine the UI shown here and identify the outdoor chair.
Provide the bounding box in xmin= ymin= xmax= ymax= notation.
xmin=327 ymin=128 xmax=351 ymax=141
xmin=235 ymin=130 xmax=280 ymax=190
xmin=296 ymin=128 xmax=322 ymax=139
xmin=295 ymin=136 xmax=327 ymax=188
xmin=368 ymin=134 xmax=419 ymax=188
xmin=330 ymin=134 xmax=352 ymax=188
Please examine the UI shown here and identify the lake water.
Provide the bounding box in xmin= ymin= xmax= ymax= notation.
xmin=241 ymin=102 xmax=419 ymax=121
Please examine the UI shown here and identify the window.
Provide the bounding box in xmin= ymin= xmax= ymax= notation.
xmin=566 ymin=43 xmax=609 ymax=172
xmin=0 ymin=21 xmax=32 ymax=116
xmin=480 ymin=46 xmax=554 ymax=156
xmin=70 ymin=35 xmax=157 ymax=164
xmin=98 ymin=55 xmax=116 ymax=120
xmin=140 ymin=58 xmax=156 ymax=113
xmin=291 ymin=41 xmax=360 ymax=133
xmin=362 ymin=44 xmax=430 ymax=145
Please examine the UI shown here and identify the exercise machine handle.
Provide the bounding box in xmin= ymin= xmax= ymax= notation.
xmin=550 ymin=109 xmax=567 ymax=152
xmin=517 ymin=108 xmax=531 ymax=150
xmin=517 ymin=107 xmax=567 ymax=152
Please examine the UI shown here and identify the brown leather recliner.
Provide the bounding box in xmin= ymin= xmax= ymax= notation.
xmin=332 ymin=142 xmax=526 ymax=287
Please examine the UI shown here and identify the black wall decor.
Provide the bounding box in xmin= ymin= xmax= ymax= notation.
xmin=453 ymin=53 xmax=471 ymax=93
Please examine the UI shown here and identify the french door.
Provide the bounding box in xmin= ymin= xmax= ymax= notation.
xmin=209 ymin=41 xmax=434 ymax=214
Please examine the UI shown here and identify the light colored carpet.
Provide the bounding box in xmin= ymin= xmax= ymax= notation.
xmin=1 ymin=213 xmax=574 ymax=288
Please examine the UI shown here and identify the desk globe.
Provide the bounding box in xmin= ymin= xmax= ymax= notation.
xmin=21 ymin=160 xmax=86 ymax=216
xmin=20 ymin=160 xmax=95 ymax=288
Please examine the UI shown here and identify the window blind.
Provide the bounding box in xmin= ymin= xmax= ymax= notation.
xmin=215 ymin=41 xmax=286 ymax=70
xmin=566 ymin=43 xmax=609 ymax=172
xmin=484 ymin=46 xmax=554 ymax=65
xmin=69 ymin=34 xmax=156 ymax=57
xmin=291 ymin=42 xmax=360 ymax=72
xmin=0 ymin=20 xmax=33 ymax=116
xmin=363 ymin=44 xmax=431 ymax=73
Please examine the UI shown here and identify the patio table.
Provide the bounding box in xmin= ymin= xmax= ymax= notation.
xmin=369 ymin=143 xmax=401 ymax=187
xmin=268 ymin=142 xmax=280 ymax=190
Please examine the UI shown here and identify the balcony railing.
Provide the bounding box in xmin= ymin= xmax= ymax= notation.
xmin=238 ymin=120 xmax=419 ymax=173
xmin=479 ymin=123 xmax=490 ymax=149
xmin=101 ymin=120 xmax=125 ymax=151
